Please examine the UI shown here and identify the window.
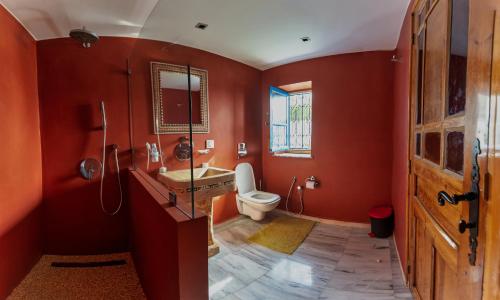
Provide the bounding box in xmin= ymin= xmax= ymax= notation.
xmin=270 ymin=85 xmax=312 ymax=157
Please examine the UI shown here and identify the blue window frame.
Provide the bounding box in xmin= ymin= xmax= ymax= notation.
xmin=270 ymin=86 xmax=290 ymax=152
xmin=270 ymin=86 xmax=312 ymax=153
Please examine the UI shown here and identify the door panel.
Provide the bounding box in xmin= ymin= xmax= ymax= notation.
xmin=413 ymin=211 xmax=431 ymax=300
xmin=414 ymin=160 xmax=462 ymax=241
xmin=434 ymin=252 xmax=458 ymax=300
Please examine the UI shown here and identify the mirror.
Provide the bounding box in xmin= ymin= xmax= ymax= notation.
xmin=151 ymin=62 xmax=209 ymax=133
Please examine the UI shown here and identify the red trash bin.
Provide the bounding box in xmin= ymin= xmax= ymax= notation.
xmin=368 ymin=205 xmax=394 ymax=238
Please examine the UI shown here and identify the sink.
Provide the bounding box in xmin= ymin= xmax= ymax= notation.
xmin=157 ymin=167 xmax=235 ymax=257
xmin=157 ymin=167 xmax=235 ymax=198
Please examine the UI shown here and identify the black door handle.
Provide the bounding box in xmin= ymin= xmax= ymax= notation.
xmin=437 ymin=191 xmax=477 ymax=206
xmin=458 ymin=220 xmax=476 ymax=234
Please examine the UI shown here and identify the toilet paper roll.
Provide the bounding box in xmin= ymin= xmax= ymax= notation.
xmin=306 ymin=180 xmax=315 ymax=189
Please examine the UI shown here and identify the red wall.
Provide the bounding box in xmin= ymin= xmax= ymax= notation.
xmin=261 ymin=52 xmax=395 ymax=222
xmin=129 ymin=39 xmax=262 ymax=224
xmin=0 ymin=5 xmax=43 ymax=298
xmin=36 ymin=37 xmax=262 ymax=254
xmin=128 ymin=169 xmax=208 ymax=299
xmin=392 ymin=0 xmax=414 ymax=274
xmin=37 ymin=38 xmax=134 ymax=254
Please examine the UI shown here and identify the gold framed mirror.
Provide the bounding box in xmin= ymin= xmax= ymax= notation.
xmin=151 ymin=62 xmax=209 ymax=133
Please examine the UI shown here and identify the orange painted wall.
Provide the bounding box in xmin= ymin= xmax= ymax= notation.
xmin=37 ymin=38 xmax=134 ymax=254
xmin=392 ymin=0 xmax=413 ymax=274
xmin=129 ymin=170 xmax=208 ymax=300
xmin=36 ymin=37 xmax=262 ymax=254
xmin=261 ymin=51 xmax=395 ymax=222
xmin=128 ymin=39 xmax=262 ymax=224
xmin=0 ymin=5 xmax=43 ymax=298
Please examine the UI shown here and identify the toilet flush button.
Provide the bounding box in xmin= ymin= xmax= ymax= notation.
xmin=206 ymin=140 xmax=215 ymax=149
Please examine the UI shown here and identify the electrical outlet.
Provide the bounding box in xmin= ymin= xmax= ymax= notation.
xmin=206 ymin=139 xmax=215 ymax=149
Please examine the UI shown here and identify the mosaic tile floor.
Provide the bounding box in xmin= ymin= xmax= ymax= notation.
xmin=8 ymin=252 xmax=145 ymax=300
xmin=209 ymin=211 xmax=413 ymax=300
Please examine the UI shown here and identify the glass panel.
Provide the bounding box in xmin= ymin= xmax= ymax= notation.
xmin=416 ymin=133 xmax=422 ymax=156
xmin=130 ymin=43 xmax=197 ymax=218
xmin=271 ymin=125 xmax=288 ymax=151
xmin=423 ymin=0 xmax=447 ymax=124
xmin=447 ymin=0 xmax=469 ymax=116
xmin=424 ymin=132 xmax=441 ymax=164
xmin=416 ymin=30 xmax=425 ymax=125
xmin=445 ymin=131 xmax=464 ymax=174
xmin=289 ymin=91 xmax=312 ymax=150
xmin=270 ymin=90 xmax=288 ymax=125
xmin=270 ymin=87 xmax=290 ymax=152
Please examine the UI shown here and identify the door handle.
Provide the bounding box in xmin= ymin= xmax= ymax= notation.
xmin=437 ymin=191 xmax=476 ymax=206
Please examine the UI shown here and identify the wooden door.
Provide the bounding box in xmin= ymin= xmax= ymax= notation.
xmin=408 ymin=0 xmax=492 ymax=299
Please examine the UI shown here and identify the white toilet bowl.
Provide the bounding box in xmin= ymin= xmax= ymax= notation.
xmin=235 ymin=163 xmax=280 ymax=221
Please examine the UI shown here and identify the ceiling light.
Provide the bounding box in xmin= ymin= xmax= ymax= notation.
xmin=300 ymin=37 xmax=311 ymax=42
xmin=195 ymin=22 xmax=208 ymax=30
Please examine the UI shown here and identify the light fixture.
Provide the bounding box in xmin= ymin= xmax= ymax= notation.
xmin=300 ymin=37 xmax=311 ymax=42
xmin=195 ymin=22 xmax=208 ymax=30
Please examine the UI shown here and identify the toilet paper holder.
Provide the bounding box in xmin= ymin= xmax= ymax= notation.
xmin=305 ymin=176 xmax=319 ymax=189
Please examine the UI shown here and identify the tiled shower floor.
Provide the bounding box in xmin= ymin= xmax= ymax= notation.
xmin=209 ymin=211 xmax=413 ymax=300
xmin=8 ymin=252 xmax=145 ymax=300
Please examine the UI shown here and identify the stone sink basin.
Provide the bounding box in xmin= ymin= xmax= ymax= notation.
xmin=157 ymin=167 xmax=235 ymax=199
xmin=157 ymin=167 xmax=236 ymax=257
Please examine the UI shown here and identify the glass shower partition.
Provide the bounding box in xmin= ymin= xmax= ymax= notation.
xmin=127 ymin=41 xmax=198 ymax=220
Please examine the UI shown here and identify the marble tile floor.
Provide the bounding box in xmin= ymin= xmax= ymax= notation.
xmin=209 ymin=211 xmax=413 ymax=300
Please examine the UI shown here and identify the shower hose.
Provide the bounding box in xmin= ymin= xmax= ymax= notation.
xmin=286 ymin=176 xmax=304 ymax=215
xmin=286 ymin=176 xmax=297 ymax=212
xmin=99 ymin=119 xmax=123 ymax=216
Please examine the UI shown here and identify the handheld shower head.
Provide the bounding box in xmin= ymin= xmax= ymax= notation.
xmin=100 ymin=101 xmax=107 ymax=130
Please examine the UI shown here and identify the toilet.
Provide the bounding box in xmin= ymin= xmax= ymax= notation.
xmin=235 ymin=163 xmax=280 ymax=221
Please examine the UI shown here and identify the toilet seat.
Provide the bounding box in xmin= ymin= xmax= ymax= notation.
xmin=239 ymin=191 xmax=280 ymax=204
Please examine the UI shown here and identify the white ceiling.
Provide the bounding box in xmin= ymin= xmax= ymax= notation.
xmin=0 ymin=0 xmax=158 ymax=39
xmin=1 ymin=0 xmax=410 ymax=70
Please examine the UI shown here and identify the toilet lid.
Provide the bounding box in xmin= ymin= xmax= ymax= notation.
xmin=235 ymin=163 xmax=256 ymax=194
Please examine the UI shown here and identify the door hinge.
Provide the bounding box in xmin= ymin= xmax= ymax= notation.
xmin=407 ymin=264 xmax=411 ymax=274
xmin=412 ymin=33 xmax=415 ymax=45
xmin=408 ymin=159 xmax=412 ymax=174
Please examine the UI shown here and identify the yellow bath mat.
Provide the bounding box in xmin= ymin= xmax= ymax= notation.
xmin=247 ymin=216 xmax=316 ymax=254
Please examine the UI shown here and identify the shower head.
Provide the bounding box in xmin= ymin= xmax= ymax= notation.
xmin=69 ymin=27 xmax=99 ymax=48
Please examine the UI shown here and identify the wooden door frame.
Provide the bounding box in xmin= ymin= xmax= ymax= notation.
xmin=405 ymin=0 xmax=422 ymax=287
xmin=403 ymin=0 xmax=418 ymax=285
xmin=480 ymin=3 xmax=500 ymax=299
